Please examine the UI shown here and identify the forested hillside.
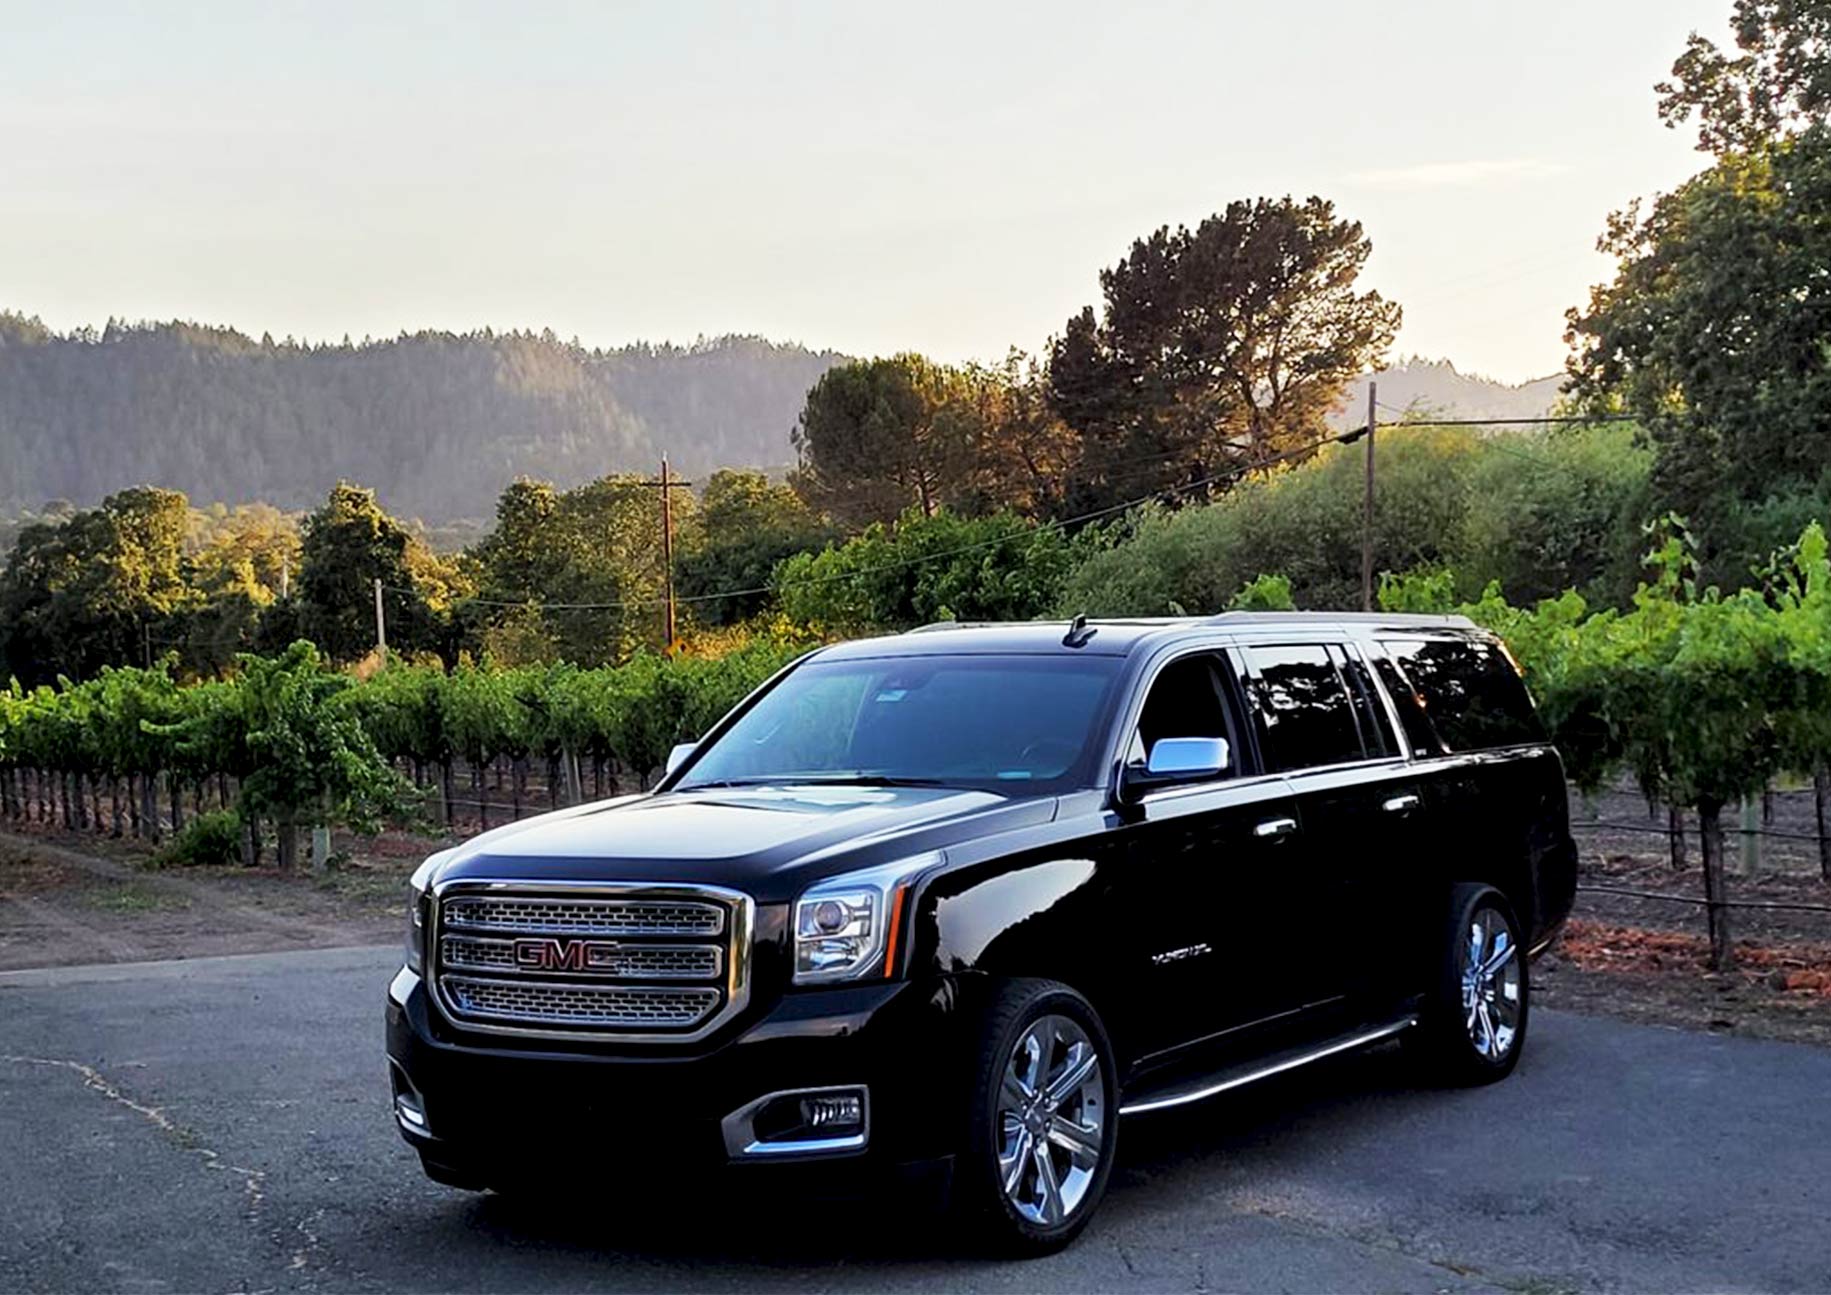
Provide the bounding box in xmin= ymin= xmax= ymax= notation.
xmin=0 ymin=315 xmax=841 ymax=519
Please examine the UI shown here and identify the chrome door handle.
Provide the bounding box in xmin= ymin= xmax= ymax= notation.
xmin=1383 ymin=793 xmax=1421 ymax=814
xmin=1254 ymin=817 xmax=1298 ymax=839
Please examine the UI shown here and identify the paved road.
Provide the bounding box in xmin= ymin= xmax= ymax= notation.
xmin=1 ymin=947 xmax=1826 ymax=1294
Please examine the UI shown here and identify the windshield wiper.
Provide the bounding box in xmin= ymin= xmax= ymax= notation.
xmin=779 ymin=773 xmax=949 ymax=788
xmin=679 ymin=773 xmax=949 ymax=791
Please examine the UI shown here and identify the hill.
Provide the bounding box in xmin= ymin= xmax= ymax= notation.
xmin=0 ymin=314 xmax=843 ymax=520
xmin=1330 ymin=358 xmax=1564 ymax=429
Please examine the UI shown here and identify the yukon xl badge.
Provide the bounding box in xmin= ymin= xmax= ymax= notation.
xmin=1151 ymin=942 xmax=1213 ymax=966
xmin=513 ymin=937 xmax=619 ymax=972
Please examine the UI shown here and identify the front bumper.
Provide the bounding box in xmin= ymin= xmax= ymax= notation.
xmin=385 ymin=965 xmax=966 ymax=1183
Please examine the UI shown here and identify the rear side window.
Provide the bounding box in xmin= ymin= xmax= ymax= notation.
xmin=1370 ymin=655 xmax=1443 ymax=756
xmin=1241 ymin=644 xmax=1366 ymax=771
xmin=1379 ymin=637 xmax=1545 ymax=752
xmin=1331 ymin=645 xmax=1395 ymax=758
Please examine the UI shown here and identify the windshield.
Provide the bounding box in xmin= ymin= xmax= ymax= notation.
xmin=676 ymin=653 xmax=1121 ymax=793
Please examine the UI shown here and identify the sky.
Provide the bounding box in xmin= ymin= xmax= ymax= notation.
xmin=1 ymin=0 xmax=1731 ymax=384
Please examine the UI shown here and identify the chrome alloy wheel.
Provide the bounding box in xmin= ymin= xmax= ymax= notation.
xmin=1460 ymin=906 xmax=1522 ymax=1060
xmin=996 ymin=1013 xmax=1107 ymax=1226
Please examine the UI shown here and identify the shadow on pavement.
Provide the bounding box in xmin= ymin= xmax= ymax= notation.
xmin=443 ymin=1040 xmax=1433 ymax=1267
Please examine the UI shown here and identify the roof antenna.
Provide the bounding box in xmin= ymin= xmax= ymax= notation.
xmin=1062 ymin=613 xmax=1097 ymax=648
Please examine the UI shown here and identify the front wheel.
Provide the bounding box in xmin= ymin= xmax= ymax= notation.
xmin=1410 ymin=883 xmax=1529 ymax=1085
xmin=956 ymin=980 xmax=1118 ymax=1256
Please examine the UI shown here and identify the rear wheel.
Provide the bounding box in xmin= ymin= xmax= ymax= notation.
xmin=956 ymin=980 xmax=1117 ymax=1255
xmin=1411 ymin=883 xmax=1528 ymax=1084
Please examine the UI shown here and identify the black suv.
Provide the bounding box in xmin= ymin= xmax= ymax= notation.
xmin=386 ymin=614 xmax=1575 ymax=1252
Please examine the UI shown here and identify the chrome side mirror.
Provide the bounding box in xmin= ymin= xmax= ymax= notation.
xmin=665 ymin=742 xmax=697 ymax=777
xmin=1119 ymin=735 xmax=1230 ymax=804
xmin=1145 ymin=736 xmax=1230 ymax=778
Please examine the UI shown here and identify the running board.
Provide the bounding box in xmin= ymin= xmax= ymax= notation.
xmin=1118 ymin=1015 xmax=1417 ymax=1116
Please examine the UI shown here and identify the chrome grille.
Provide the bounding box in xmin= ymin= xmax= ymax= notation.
xmin=443 ymin=977 xmax=721 ymax=1027
xmin=443 ymin=895 xmax=724 ymax=936
xmin=430 ymin=884 xmax=749 ymax=1041
xmin=440 ymin=935 xmax=721 ymax=980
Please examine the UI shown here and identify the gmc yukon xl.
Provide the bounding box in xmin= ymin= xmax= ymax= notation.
xmin=386 ymin=614 xmax=1576 ymax=1252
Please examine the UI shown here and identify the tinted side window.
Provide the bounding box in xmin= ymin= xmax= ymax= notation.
xmin=1332 ymin=645 xmax=1395 ymax=758
xmin=1380 ymin=637 xmax=1545 ymax=752
xmin=1243 ymin=644 xmax=1366 ymax=771
xmin=1130 ymin=653 xmax=1240 ymax=769
xmin=1370 ymin=655 xmax=1444 ymax=756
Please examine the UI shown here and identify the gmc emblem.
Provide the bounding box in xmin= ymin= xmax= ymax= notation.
xmin=513 ymin=937 xmax=619 ymax=972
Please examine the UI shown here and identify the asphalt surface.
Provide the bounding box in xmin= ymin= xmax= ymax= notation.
xmin=1 ymin=947 xmax=1827 ymax=1294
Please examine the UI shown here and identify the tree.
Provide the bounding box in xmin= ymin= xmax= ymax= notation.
xmin=1565 ymin=145 xmax=1831 ymax=526
xmin=295 ymin=483 xmax=459 ymax=664
xmin=1569 ymin=1 xmax=1831 ymax=548
xmin=1047 ymin=198 xmax=1400 ymax=511
xmin=957 ymin=351 xmax=1080 ymax=520
xmin=467 ymin=473 xmax=699 ymax=664
xmin=791 ymin=355 xmax=982 ymax=528
xmin=1657 ymin=0 xmax=1831 ymax=153
xmin=0 ymin=487 xmax=195 ymax=684
xmin=674 ymin=470 xmax=833 ymax=626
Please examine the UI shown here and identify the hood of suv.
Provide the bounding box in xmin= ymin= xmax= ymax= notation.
xmin=431 ymin=783 xmax=1057 ymax=901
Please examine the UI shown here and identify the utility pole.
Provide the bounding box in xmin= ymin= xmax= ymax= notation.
xmin=1361 ymin=380 xmax=1377 ymax=613
xmin=639 ymin=458 xmax=693 ymax=653
xmin=660 ymin=457 xmax=677 ymax=650
xmin=373 ymin=577 xmax=388 ymax=658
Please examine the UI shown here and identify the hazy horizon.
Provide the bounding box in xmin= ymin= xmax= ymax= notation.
xmin=5 ymin=1 xmax=1728 ymax=385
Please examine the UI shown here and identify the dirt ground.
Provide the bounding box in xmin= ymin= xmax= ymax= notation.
xmin=0 ymin=821 xmax=409 ymax=971
xmin=1538 ymin=783 xmax=1831 ymax=1047
xmin=4 ymin=785 xmax=1828 ymax=1050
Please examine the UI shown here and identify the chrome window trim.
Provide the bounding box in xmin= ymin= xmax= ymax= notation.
xmin=427 ymin=878 xmax=754 ymax=1045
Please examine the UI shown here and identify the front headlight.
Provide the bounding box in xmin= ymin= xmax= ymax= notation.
xmin=405 ymin=855 xmax=443 ymax=975
xmin=792 ymin=854 xmax=940 ymax=985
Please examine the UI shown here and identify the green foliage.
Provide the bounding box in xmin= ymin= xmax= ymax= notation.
xmin=1227 ymin=574 xmax=1295 ymax=611
xmin=297 ymin=483 xmax=464 ymax=664
xmin=464 ymin=473 xmax=698 ymax=663
xmin=1570 ymin=5 xmax=1831 ymax=554
xmin=0 ymin=487 xmax=196 ymax=684
xmin=675 ymin=470 xmax=835 ymax=626
xmin=774 ymin=509 xmax=1086 ymax=634
xmin=1377 ymin=568 xmax=1457 ymax=613
xmin=154 ymin=810 xmax=242 ymax=868
xmin=1058 ymin=426 xmax=1654 ymax=617
xmin=213 ymin=642 xmax=411 ymax=834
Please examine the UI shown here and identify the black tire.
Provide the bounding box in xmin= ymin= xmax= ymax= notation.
xmin=1410 ymin=882 xmax=1529 ymax=1085
xmin=418 ymin=1152 xmax=490 ymax=1191
xmin=955 ymin=979 xmax=1119 ymax=1256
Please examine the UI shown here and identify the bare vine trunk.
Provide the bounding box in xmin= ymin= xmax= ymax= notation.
xmin=1816 ymin=768 xmax=1830 ymax=884
xmin=276 ymin=819 xmax=299 ymax=871
xmin=1698 ymin=800 xmax=1733 ymax=972
xmin=1668 ymin=805 xmax=1687 ymax=870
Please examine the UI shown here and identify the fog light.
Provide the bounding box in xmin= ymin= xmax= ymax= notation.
xmin=801 ymin=1092 xmax=863 ymax=1131
xmin=394 ymin=1091 xmax=427 ymax=1131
